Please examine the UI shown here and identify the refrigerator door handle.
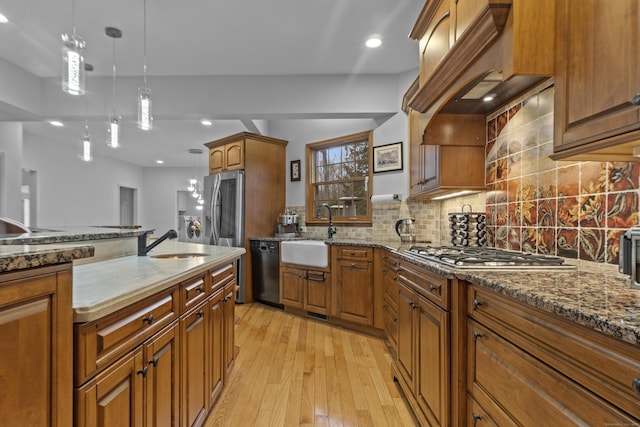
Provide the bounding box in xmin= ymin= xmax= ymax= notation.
xmin=211 ymin=175 xmax=221 ymax=245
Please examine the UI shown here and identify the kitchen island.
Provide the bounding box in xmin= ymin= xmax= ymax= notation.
xmin=0 ymin=228 xmax=244 ymax=427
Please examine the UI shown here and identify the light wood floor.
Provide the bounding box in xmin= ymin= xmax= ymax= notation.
xmin=205 ymin=303 xmax=417 ymax=427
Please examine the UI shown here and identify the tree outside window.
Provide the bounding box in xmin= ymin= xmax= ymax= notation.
xmin=305 ymin=131 xmax=373 ymax=225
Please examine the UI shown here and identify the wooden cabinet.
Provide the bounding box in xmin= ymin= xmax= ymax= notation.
xmin=552 ymin=0 xmax=640 ymax=161
xmin=208 ymin=140 xmax=244 ymax=174
xmin=0 ymin=264 xmax=73 ymax=427
xmin=74 ymin=260 xmax=239 ymax=427
xmin=466 ymin=284 xmax=640 ymax=424
xmin=279 ymin=265 xmax=331 ymax=315
xmin=332 ymin=246 xmax=374 ymax=326
xmin=205 ymin=132 xmax=288 ymax=303
xmin=75 ymin=347 xmax=145 ymax=427
xmin=394 ymin=261 xmax=451 ymax=427
xmin=380 ymin=251 xmax=400 ymax=353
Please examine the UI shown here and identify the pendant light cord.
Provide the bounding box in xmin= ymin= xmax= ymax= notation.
xmin=71 ymin=0 xmax=76 ymax=35
xmin=112 ymin=37 xmax=117 ymax=114
xmin=143 ymin=0 xmax=148 ymax=88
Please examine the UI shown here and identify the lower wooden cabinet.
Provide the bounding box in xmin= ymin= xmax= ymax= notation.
xmin=74 ymin=260 xmax=238 ymax=427
xmin=333 ymin=246 xmax=374 ymax=326
xmin=0 ymin=264 xmax=73 ymax=427
xmin=279 ymin=265 xmax=331 ymax=316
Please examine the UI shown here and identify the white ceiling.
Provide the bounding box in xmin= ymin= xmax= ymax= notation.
xmin=0 ymin=0 xmax=423 ymax=167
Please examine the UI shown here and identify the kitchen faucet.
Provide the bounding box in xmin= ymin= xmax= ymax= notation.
xmin=138 ymin=229 xmax=178 ymax=256
xmin=320 ymin=203 xmax=337 ymax=240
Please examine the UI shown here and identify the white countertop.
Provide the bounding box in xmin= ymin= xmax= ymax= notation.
xmin=72 ymin=241 xmax=245 ymax=323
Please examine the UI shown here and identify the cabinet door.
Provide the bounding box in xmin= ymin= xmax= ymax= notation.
xmin=396 ymin=282 xmax=416 ymax=388
xmin=0 ymin=267 xmax=72 ymax=427
xmin=416 ymin=294 xmax=449 ymax=427
xmin=144 ymin=322 xmax=179 ymax=427
xmin=304 ymin=271 xmax=330 ymax=315
xmin=208 ymin=288 xmax=225 ymax=406
xmin=280 ymin=267 xmax=304 ymax=308
xmin=420 ymin=1 xmax=451 ymax=84
xmin=555 ymin=0 xmax=640 ymax=151
xmin=209 ymin=146 xmax=225 ymax=174
xmin=224 ymin=141 xmax=244 ymax=170
xmin=334 ymin=259 xmax=374 ymax=326
xmin=180 ymin=304 xmax=208 ymax=427
xmin=75 ymin=349 xmax=144 ymax=427
xmin=222 ymin=282 xmax=236 ymax=380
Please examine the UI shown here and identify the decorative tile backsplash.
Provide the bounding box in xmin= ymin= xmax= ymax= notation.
xmin=293 ymin=81 xmax=639 ymax=265
xmin=485 ymin=82 xmax=639 ymax=264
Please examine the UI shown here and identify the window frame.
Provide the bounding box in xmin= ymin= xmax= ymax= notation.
xmin=305 ymin=130 xmax=373 ymax=226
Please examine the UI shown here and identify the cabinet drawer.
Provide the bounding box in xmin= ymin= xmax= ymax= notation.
xmin=383 ymin=283 xmax=397 ymax=312
xmin=383 ymin=301 xmax=398 ymax=350
xmin=337 ymin=246 xmax=373 ymax=261
xmin=181 ymin=273 xmax=208 ymax=313
xmin=468 ymin=320 xmax=636 ymax=425
xmin=74 ymin=287 xmax=179 ymax=385
xmin=211 ymin=262 xmax=235 ymax=292
xmin=468 ymin=285 xmax=640 ymax=418
xmin=398 ymin=261 xmax=449 ymax=310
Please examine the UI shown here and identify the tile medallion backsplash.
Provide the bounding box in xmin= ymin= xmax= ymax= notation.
xmin=485 ymin=82 xmax=639 ymax=264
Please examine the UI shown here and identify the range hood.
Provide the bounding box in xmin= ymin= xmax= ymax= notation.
xmin=408 ymin=0 xmax=554 ymax=116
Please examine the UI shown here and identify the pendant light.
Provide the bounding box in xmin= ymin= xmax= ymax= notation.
xmin=137 ymin=0 xmax=152 ymax=130
xmin=106 ymin=27 xmax=122 ymax=148
xmin=61 ymin=0 xmax=86 ymax=95
xmin=80 ymin=63 xmax=93 ymax=161
xmin=188 ymin=149 xmax=202 ymax=199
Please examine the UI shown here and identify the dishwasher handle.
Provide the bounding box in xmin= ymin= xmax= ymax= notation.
xmin=305 ymin=272 xmax=326 ymax=282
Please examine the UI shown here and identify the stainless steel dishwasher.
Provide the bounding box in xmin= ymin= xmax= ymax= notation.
xmin=250 ymin=239 xmax=283 ymax=309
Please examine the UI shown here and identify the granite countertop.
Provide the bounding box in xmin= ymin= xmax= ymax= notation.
xmin=72 ymin=241 xmax=245 ymax=323
xmin=0 ymin=243 xmax=95 ymax=272
xmin=0 ymin=225 xmax=153 ymax=246
xmin=250 ymin=236 xmax=640 ymax=347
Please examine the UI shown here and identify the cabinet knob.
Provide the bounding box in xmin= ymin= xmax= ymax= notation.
xmin=350 ymin=251 xmax=355 ymax=256
xmin=473 ymin=331 xmax=484 ymax=341
xmin=351 ymin=263 xmax=356 ymax=267
xmin=393 ymin=317 xmax=397 ymax=322
xmin=196 ymin=310 xmax=204 ymax=318
xmin=472 ymin=412 xmax=483 ymax=425
xmin=137 ymin=366 xmax=148 ymax=378
xmin=429 ymin=285 xmax=436 ymax=292
xmin=632 ymin=378 xmax=640 ymax=394
xmin=149 ymin=356 xmax=159 ymax=367
xmin=632 ymin=93 xmax=640 ymax=106
xmin=472 ymin=299 xmax=483 ymax=310
xmin=142 ymin=314 xmax=154 ymax=325
xmin=195 ymin=286 xmax=205 ymax=293
xmin=410 ymin=301 xmax=418 ymax=309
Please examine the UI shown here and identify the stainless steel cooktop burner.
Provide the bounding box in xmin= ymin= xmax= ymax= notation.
xmin=404 ymin=246 xmax=575 ymax=269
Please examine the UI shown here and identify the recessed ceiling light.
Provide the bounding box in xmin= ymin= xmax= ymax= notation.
xmin=483 ymin=95 xmax=495 ymax=102
xmin=48 ymin=120 xmax=64 ymax=127
xmin=366 ymin=37 xmax=382 ymax=48
xmin=156 ymin=160 xmax=164 ymax=164
xmin=200 ymin=119 xmax=213 ymax=126
xmin=0 ymin=13 xmax=8 ymax=23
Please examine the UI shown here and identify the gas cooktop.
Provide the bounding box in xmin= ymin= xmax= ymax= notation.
xmin=404 ymin=246 xmax=575 ymax=270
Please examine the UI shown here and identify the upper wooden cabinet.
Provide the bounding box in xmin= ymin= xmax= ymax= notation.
xmin=551 ymin=0 xmax=640 ymax=161
xmin=207 ymin=141 xmax=244 ymax=174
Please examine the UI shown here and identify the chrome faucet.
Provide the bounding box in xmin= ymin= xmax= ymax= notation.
xmin=321 ymin=203 xmax=337 ymax=240
xmin=138 ymin=229 xmax=178 ymax=256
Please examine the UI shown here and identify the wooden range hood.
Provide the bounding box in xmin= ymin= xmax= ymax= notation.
xmin=408 ymin=0 xmax=555 ymax=117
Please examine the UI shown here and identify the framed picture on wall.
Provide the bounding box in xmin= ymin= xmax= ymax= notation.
xmin=373 ymin=142 xmax=403 ymax=173
xmin=290 ymin=160 xmax=301 ymax=181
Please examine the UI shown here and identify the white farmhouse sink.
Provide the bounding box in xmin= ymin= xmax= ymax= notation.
xmin=281 ymin=240 xmax=329 ymax=268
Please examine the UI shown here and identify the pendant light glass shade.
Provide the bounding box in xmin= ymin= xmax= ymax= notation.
xmin=137 ymin=86 xmax=152 ymax=130
xmin=107 ymin=115 xmax=121 ymax=148
xmin=61 ymin=32 xmax=86 ymax=95
xmin=81 ymin=126 xmax=92 ymax=162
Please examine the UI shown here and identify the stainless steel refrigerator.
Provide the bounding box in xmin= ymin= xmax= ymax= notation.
xmin=204 ymin=170 xmax=245 ymax=303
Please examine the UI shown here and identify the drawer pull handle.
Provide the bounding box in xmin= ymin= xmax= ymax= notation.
xmin=472 ymin=412 xmax=483 ymax=425
xmin=472 ymin=299 xmax=483 ymax=310
xmin=196 ymin=310 xmax=204 ymax=318
xmin=383 ymin=304 xmax=388 ymax=308
xmin=137 ymin=366 xmax=148 ymax=378
xmin=195 ymin=286 xmax=205 ymax=293
xmin=473 ymin=331 xmax=484 ymax=341
xmin=142 ymin=314 xmax=154 ymax=325
xmin=393 ymin=317 xmax=397 ymax=322
xmin=409 ymin=301 xmax=418 ymax=309
xmin=350 ymin=251 xmax=355 ymax=256
xmin=149 ymin=356 xmax=159 ymax=367
xmin=429 ymin=285 xmax=436 ymax=291
xmin=632 ymin=93 xmax=640 ymax=106
xmin=632 ymin=378 xmax=640 ymax=394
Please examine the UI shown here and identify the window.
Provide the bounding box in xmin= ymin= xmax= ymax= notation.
xmin=305 ymin=130 xmax=373 ymax=225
